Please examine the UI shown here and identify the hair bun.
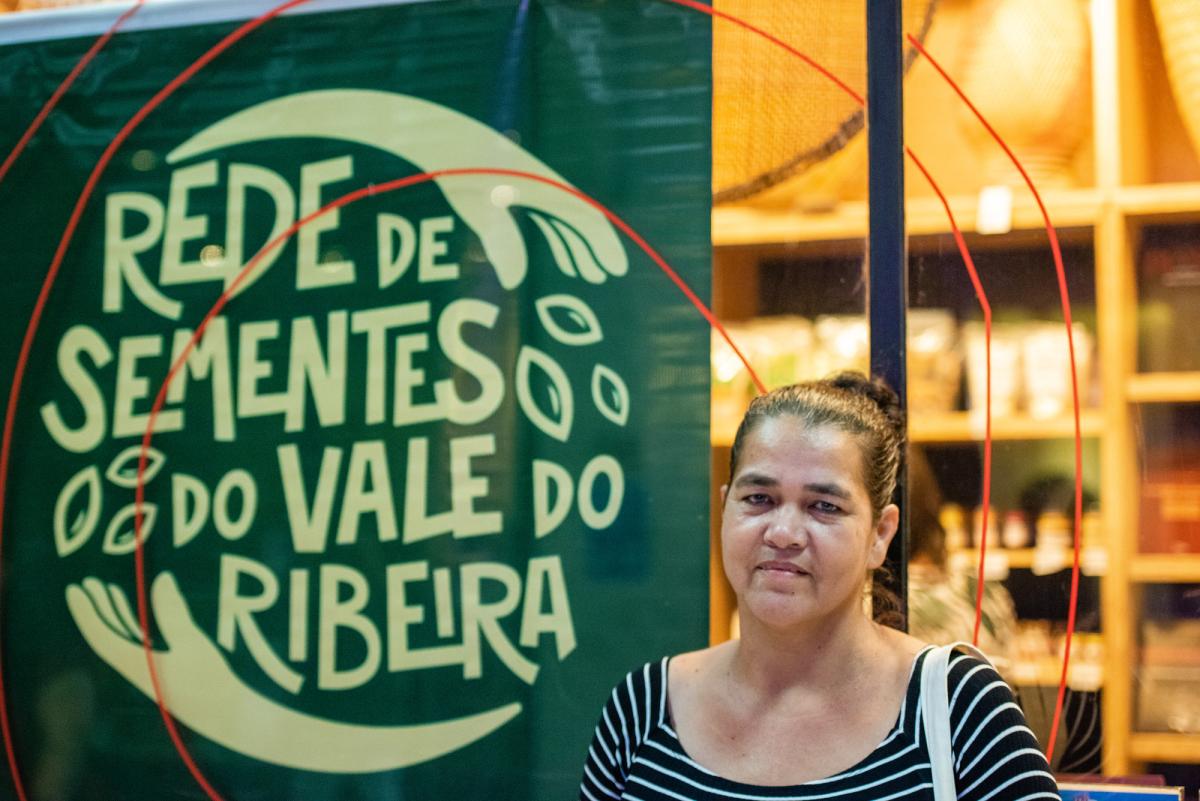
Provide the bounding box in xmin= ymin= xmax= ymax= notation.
xmin=826 ymin=371 xmax=904 ymax=440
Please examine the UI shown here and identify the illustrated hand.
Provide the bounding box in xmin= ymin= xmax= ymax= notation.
xmin=168 ymin=89 xmax=628 ymax=291
xmin=66 ymin=573 xmax=521 ymax=773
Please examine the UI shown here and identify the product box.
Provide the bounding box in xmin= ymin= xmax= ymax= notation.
xmin=1140 ymin=468 xmax=1200 ymax=554
xmin=1059 ymin=784 xmax=1182 ymax=800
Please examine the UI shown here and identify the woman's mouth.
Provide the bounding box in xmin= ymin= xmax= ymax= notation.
xmin=756 ymin=561 xmax=809 ymax=575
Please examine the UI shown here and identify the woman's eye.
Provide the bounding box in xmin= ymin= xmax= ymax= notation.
xmin=744 ymin=493 xmax=771 ymax=506
xmin=812 ymin=500 xmax=842 ymax=514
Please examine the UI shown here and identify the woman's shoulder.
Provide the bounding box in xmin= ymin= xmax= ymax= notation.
xmin=940 ymin=647 xmax=1058 ymax=792
xmin=669 ymin=640 xmax=732 ymax=678
xmin=600 ymin=656 xmax=673 ymax=719
xmin=939 ymin=646 xmax=1028 ymax=732
xmin=606 ymin=657 xmax=668 ymax=699
xmin=665 ymin=640 xmax=735 ymax=700
xmin=877 ymin=625 xmax=931 ymax=682
xmin=945 ymin=646 xmax=1008 ymax=691
xmin=599 ymin=643 xmax=732 ymax=714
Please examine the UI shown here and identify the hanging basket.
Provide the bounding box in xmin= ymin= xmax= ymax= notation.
xmin=956 ymin=0 xmax=1091 ymax=188
xmin=1152 ymin=0 xmax=1200 ymax=163
xmin=713 ymin=0 xmax=938 ymax=205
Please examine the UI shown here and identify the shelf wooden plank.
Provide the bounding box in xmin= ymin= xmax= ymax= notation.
xmin=1127 ymin=373 xmax=1200 ymax=403
xmin=908 ymin=411 xmax=1103 ymax=443
xmin=712 ymin=410 xmax=1103 ymax=447
xmin=1117 ymin=181 xmax=1200 ymax=218
xmin=956 ymin=547 xmax=1041 ymax=570
xmin=1009 ymin=658 xmax=1104 ymax=691
xmin=1130 ymin=554 xmax=1200 ymax=583
xmin=712 ymin=189 xmax=1101 ymax=247
xmin=951 ymin=546 xmax=1109 ymax=575
xmin=1129 ymin=732 xmax=1200 ymax=764
xmin=712 ymin=411 xmax=1102 ymax=447
xmin=957 ymin=548 xmax=1045 ymax=570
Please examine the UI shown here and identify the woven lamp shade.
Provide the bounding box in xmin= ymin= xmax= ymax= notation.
xmin=957 ymin=0 xmax=1090 ymax=188
xmin=1152 ymin=0 xmax=1200 ymax=162
xmin=713 ymin=0 xmax=936 ymax=204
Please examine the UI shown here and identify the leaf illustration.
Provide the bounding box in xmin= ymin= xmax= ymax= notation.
xmin=516 ymin=346 xmax=574 ymax=442
xmin=527 ymin=211 xmax=576 ymax=278
xmin=102 ymin=503 xmax=158 ymax=555
xmin=534 ymin=294 xmax=604 ymax=346
xmin=591 ymin=364 xmax=630 ymax=427
xmin=106 ymin=445 xmax=166 ymax=489
xmin=547 ymin=216 xmax=606 ymax=283
xmin=527 ymin=210 xmax=607 ymax=283
xmin=54 ymin=465 xmax=102 ymax=558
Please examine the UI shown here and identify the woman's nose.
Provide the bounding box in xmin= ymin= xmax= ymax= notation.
xmin=762 ymin=507 xmax=807 ymax=549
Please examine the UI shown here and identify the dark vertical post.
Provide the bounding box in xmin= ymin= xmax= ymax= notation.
xmin=867 ymin=0 xmax=908 ymax=628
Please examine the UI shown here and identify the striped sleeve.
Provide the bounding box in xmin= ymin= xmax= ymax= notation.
xmin=579 ymin=662 xmax=659 ymax=801
xmin=1057 ymin=688 xmax=1103 ymax=774
xmin=947 ymin=653 xmax=1060 ymax=801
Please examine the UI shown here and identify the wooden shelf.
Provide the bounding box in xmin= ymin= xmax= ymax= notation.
xmin=711 ymin=410 xmax=1102 ymax=448
xmin=712 ymin=189 xmax=1101 ymax=247
xmin=969 ymin=544 xmax=1036 ymax=568
xmin=956 ymin=548 xmax=1058 ymax=571
xmin=1129 ymin=732 xmax=1200 ymax=764
xmin=706 ymin=0 xmax=1200 ymax=779
xmin=1130 ymin=555 xmax=1200 ymax=584
xmin=908 ymin=410 xmax=1103 ymax=443
xmin=1127 ymin=373 xmax=1200 ymax=403
xmin=1009 ymin=658 xmax=1104 ymax=691
xmin=951 ymin=546 xmax=1109 ymax=576
xmin=1118 ymin=182 xmax=1200 ymax=218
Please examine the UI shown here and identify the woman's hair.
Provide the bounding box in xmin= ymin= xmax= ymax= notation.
xmin=728 ymin=372 xmax=905 ymax=519
xmin=907 ymin=445 xmax=947 ymax=568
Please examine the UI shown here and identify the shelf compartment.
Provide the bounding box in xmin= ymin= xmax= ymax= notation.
xmin=1130 ymin=555 xmax=1200 ymax=583
xmin=1127 ymin=373 xmax=1200 ymax=403
xmin=712 ymin=189 xmax=1101 ymax=247
xmin=1128 ymin=732 xmax=1200 ymax=764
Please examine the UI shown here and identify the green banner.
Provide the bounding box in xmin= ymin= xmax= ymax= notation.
xmin=0 ymin=2 xmax=710 ymax=798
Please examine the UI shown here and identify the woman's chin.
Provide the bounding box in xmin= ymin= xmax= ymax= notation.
xmin=739 ymin=591 xmax=819 ymax=630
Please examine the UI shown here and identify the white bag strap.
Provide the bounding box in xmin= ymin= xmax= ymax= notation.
xmin=920 ymin=642 xmax=992 ymax=801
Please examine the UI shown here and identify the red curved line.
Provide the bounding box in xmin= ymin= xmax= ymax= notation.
xmin=0 ymin=0 xmax=146 ymax=190
xmin=658 ymin=0 xmax=998 ymax=644
xmin=130 ymin=167 xmax=758 ymax=800
xmin=0 ymin=2 xmax=1012 ymax=798
xmin=0 ymin=2 xmax=312 ymax=799
xmin=907 ymin=33 xmax=1083 ymax=762
xmin=905 ymin=148 xmax=995 ymax=650
xmin=0 ymin=7 xmax=149 ymax=798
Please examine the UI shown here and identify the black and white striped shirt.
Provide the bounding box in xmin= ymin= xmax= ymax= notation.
xmin=579 ymin=647 xmax=1058 ymax=800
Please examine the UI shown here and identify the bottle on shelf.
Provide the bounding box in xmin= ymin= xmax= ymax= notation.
xmin=1035 ymin=510 xmax=1072 ymax=550
xmin=972 ymin=505 xmax=1000 ymax=549
xmin=1081 ymin=509 xmax=1102 ymax=550
xmin=940 ymin=503 xmax=968 ymax=552
xmin=1001 ymin=510 xmax=1031 ymax=549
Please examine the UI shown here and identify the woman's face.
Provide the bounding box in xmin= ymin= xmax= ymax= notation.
xmin=721 ymin=416 xmax=898 ymax=631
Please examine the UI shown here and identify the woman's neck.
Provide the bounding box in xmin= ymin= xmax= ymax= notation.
xmin=729 ymin=608 xmax=889 ymax=697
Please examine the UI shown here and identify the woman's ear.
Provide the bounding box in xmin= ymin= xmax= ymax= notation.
xmin=720 ymin=484 xmax=729 ymax=506
xmin=868 ymin=504 xmax=900 ymax=568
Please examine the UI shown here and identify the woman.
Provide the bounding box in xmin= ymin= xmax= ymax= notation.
xmin=905 ymin=445 xmax=1018 ymax=675
xmin=579 ymin=374 xmax=1058 ymax=800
